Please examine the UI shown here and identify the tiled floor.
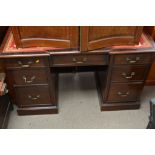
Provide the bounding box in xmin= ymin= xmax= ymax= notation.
xmin=8 ymin=72 xmax=154 ymax=129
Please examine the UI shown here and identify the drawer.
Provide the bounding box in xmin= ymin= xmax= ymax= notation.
xmin=114 ymin=54 xmax=151 ymax=65
xmin=111 ymin=65 xmax=149 ymax=82
xmin=51 ymin=54 xmax=108 ymax=67
xmin=5 ymin=57 xmax=49 ymax=69
xmin=15 ymin=85 xmax=53 ymax=107
xmin=107 ymin=83 xmax=143 ymax=102
xmin=7 ymin=68 xmax=49 ymax=85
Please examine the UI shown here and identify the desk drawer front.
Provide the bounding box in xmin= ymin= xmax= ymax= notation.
xmin=107 ymin=83 xmax=143 ymax=102
xmin=7 ymin=69 xmax=49 ymax=85
xmin=15 ymin=85 xmax=52 ymax=107
xmin=5 ymin=57 xmax=49 ymax=69
xmin=114 ymin=54 xmax=151 ymax=65
xmin=111 ymin=65 xmax=148 ymax=82
xmin=52 ymin=54 xmax=108 ymax=67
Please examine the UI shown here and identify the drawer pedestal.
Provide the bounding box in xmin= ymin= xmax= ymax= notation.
xmin=96 ymin=52 xmax=153 ymax=111
xmin=5 ymin=56 xmax=58 ymax=115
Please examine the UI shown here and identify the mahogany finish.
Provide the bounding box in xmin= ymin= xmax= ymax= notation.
xmin=80 ymin=26 xmax=143 ymax=51
xmin=15 ymin=85 xmax=53 ymax=107
xmin=12 ymin=26 xmax=143 ymax=52
xmin=107 ymin=83 xmax=143 ymax=102
xmin=0 ymin=26 xmax=154 ymax=115
xmin=17 ymin=106 xmax=58 ymax=115
xmin=111 ymin=65 xmax=149 ymax=82
xmin=51 ymin=54 xmax=109 ymax=67
xmin=113 ymin=53 xmax=151 ymax=65
xmin=5 ymin=56 xmax=49 ymax=69
xmin=7 ymin=68 xmax=49 ymax=85
xmin=12 ymin=26 xmax=79 ymax=49
xmin=5 ymin=55 xmax=58 ymax=115
xmin=96 ymin=50 xmax=153 ymax=111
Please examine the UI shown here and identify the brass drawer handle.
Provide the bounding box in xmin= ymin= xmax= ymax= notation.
xmin=22 ymin=76 xmax=36 ymax=83
xmin=17 ymin=61 xmax=33 ymax=68
xmin=121 ymin=72 xmax=135 ymax=79
xmin=72 ymin=57 xmax=87 ymax=64
xmin=126 ymin=57 xmax=140 ymax=64
xmin=28 ymin=95 xmax=40 ymax=100
xmin=117 ymin=91 xmax=129 ymax=97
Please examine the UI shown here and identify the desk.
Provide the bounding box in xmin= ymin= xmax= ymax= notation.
xmin=0 ymin=30 xmax=155 ymax=115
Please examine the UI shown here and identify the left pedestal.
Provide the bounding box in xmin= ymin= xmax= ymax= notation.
xmin=5 ymin=55 xmax=58 ymax=115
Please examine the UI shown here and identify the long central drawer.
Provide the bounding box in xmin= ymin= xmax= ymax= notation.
xmin=51 ymin=54 xmax=109 ymax=67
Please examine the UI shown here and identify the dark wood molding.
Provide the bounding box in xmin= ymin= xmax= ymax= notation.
xmin=80 ymin=26 xmax=143 ymax=51
xmin=17 ymin=106 xmax=58 ymax=115
xmin=11 ymin=26 xmax=79 ymax=49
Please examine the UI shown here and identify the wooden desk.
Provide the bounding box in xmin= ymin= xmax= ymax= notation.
xmin=0 ymin=27 xmax=154 ymax=115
